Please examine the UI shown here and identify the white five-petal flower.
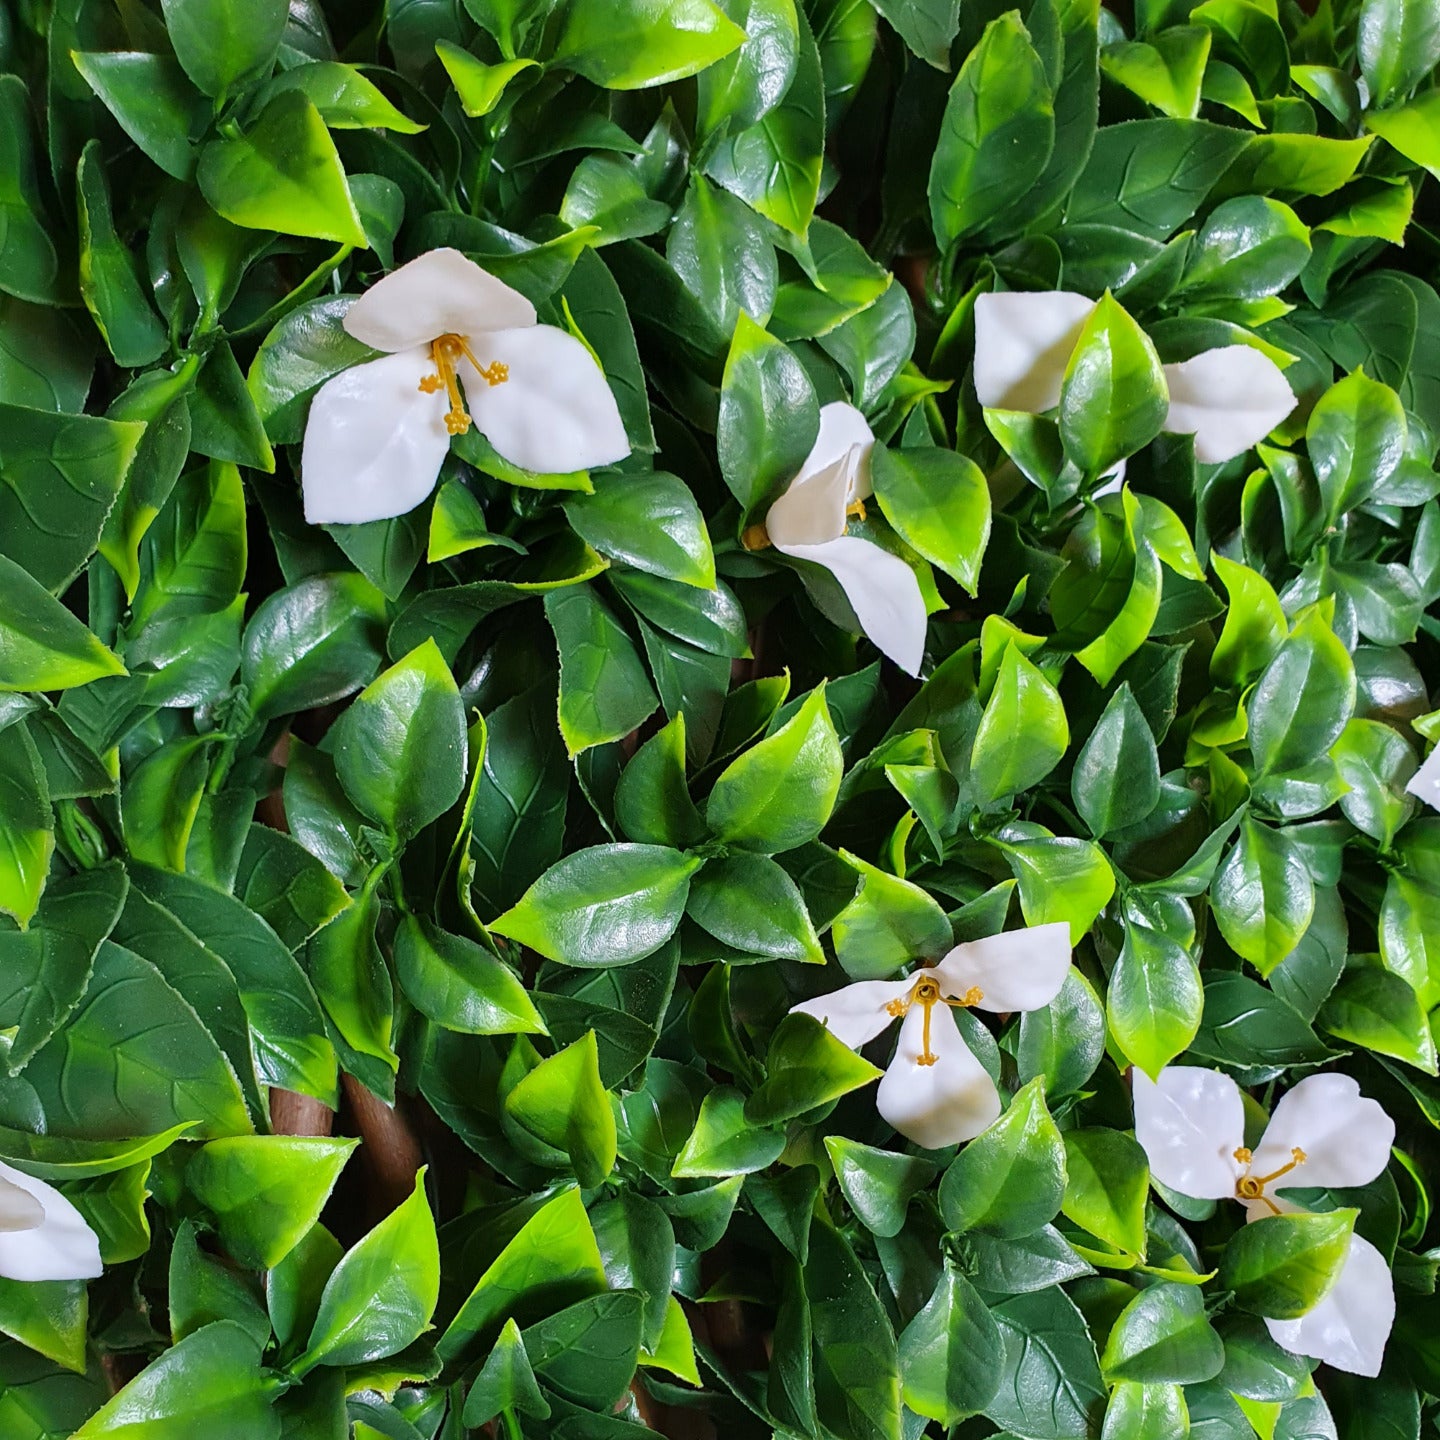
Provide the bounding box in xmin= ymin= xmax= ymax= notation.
xmin=791 ymin=922 xmax=1072 ymax=1149
xmin=1405 ymin=744 xmax=1440 ymax=811
xmin=750 ymin=402 xmax=928 ymax=677
xmin=301 ymin=247 xmax=631 ymax=525
xmin=0 ymin=1160 xmax=102 ymax=1282
xmin=1133 ymin=1066 xmax=1396 ymax=1377
xmin=973 ymin=291 xmax=1298 ymax=465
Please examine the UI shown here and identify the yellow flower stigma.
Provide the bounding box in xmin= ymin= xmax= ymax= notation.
xmin=884 ymin=974 xmax=986 ymax=1067
xmin=1233 ymin=1144 xmax=1308 ymax=1215
xmin=419 ymin=333 xmax=509 ymax=436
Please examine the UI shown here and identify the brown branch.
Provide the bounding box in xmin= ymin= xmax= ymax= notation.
xmin=342 ymin=1074 xmax=424 ymax=1220
xmin=268 ymin=1088 xmax=335 ymax=1137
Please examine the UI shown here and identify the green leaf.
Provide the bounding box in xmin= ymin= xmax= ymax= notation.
xmin=1179 ymin=196 xmax=1310 ymax=302
xmin=672 ymin=1086 xmax=786 ymax=1177
xmin=1073 ymin=687 xmax=1161 ymax=841
xmin=75 ymin=144 xmax=166 ymax=368
xmin=197 ymin=92 xmax=366 ymax=246
xmin=73 ymin=1322 xmax=279 ymax=1439
xmin=0 ymin=725 xmax=51 ymax=929
xmin=437 ymin=1187 xmax=608 ymax=1364
xmin=395 ymin=916 xmax=543 ymax=1035
xmin=491 ymin=844 xmax=701 ymax=967
xmin=929 ymin=14 xmax=1054 ymax=248
xmin=984 ymin=1289 xmax=1106 ymax=1440
xmin=871 ymin=445 xmax=990 ymax=593
xmin=1068 ymin=119 xmax=1247 ymax=240
xmin=1102 ymin=1283 xmax=1224 ymax=1383
xmin=436 ymin=43 xmax=537 ymax=117
xmin=553 ymin=0 xmax=746 ymax=88
xmin=167 ymin=1219 xmax=267 ymax=1345
xmin=1059 ymin=294 xmax=1169 ymax=478
xmin=544 ymin=583 xmax=659 ymax=758
xmin=1101 ymin=1381 xmax=1188 ymax=1440
xmin=1211 ymin=553 xmax=1288 ymax=687
xmin=186 ymin=1136 xmax=357 ymax=1271
xmin=0 ymin=553 xmax=125 ymax=691
xmin=830 ymin=851 xmax=952 ymax=978
xmin=698 ymin=0 xmax=800 ymax=134
xmin=503 ymin=1032 xmax=617 ymax=1187
xmin=1212 ymin=818 xmax=1316 ymax=975
xmin=332 ymin=638 xmax=467 ymax=842
xmin=462 ymin=1318 xmax=551 ymax=1427
xmin=0 ymin=1280 xmax=88 ymax=1374
xmin=1220 ymin=1210 xmax=1356 ymax=1320
xmin=161 ymin=0 xmax=287 ymax=98
xmin=706 ymin=686 xmax=843 ymax=852
xmin=1319 ymin=967 xmax=1439 ymax=1073
xmin=564 ymin=472 xmax=714 ymax=588
xmin=1106 ymin=921 xmax=1202 ymax=1078
xmin=806 ymin=1219 xmax=903 ymax=1440
xmin=73 ymin=52 xmax=203 ymax=182
xmin=591 ymin=1191 xmax=676 ymax=1352
xmin=825 ymin=1137 xmax=937 ymax=1238
xmin=939 ymin=1078 xmax=1066 ymax=1238
xmin=261 ymin=63 xmax=427 ymax=133
xmin=522 ymin=1290 xmax=644 ymax=1411
xmin=1016 ymin=970 xmax=1106 ymax=1097
xmin=1000 ymin=833 xmax=1116 ymax=945
xmin=307 ymin=877 xmax=396 ymax=1073
xmin=1306 ymin=369 xmax=1407 ymax=523
xmin=746 ymin=1012 xmax=882 ymax=1124
xmin=1366 ymin=89 xmax=1440 ymax=177
xmin=899 ymin=1263 xmax=1003 ymax=1426
xmin=1359 ymin=0 xmax=1440 ymax=106
xmin=667 ymin=174 xmax=778 ymax=334
xmin=687 ymin=852 xmax=824 ymax=963
xmin=1101 ymin=29 xmax=1210 ymax=118
xmin=717 ymin=311 xmax=819 ymax=514
xmin=0 ymin=78 xmax=63 ymax=307
xmin=22 ymin=940 xmax=252 ymax=1140
xmin=241 ymin=573 xmax=388 ymax=721
xmin=1062 ymin=1128 xmax=1150 ymax=1258
xmin=704 ymin=13 xmax=825 ymax=235
xmin=970 ymin=645 xmax=1069 ymax=804
xmin=296 ymin=1171 xmax=439 ymax=1371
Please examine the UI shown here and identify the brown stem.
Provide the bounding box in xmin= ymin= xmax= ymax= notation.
xmin=342 ymin=1074 xmax=424 ymax=1218
xmin=268 ymin=1088 xmax=334 ymax=1137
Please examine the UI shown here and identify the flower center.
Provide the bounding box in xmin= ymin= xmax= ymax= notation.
xmin=1233 ymin=1145 xmax=1307 ymax=1216
xmin=884 ymin=974 xmax=984 ymax=1067
xmin=418 ymin=333 xmax=509 ymax=436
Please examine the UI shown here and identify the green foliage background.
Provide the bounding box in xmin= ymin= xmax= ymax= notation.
xmin=0 ymin=0 xmax=1438 ymax=1434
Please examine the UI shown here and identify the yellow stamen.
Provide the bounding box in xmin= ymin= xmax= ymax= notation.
xmin=418 ymin=333 xmax=509 ymax=436
xmin=847 ymin=498 xmax=867 ymax=522
xmin=1234 ymin=1146 xmax=1307 ymax=1214
xmin=887 ymin=974 xmax=986 ymax=1067
xmin=741 ymin=523 xmax=771 ymax=551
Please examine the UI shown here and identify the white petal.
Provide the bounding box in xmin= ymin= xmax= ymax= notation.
xmin=767 ymin=455 xmax=852 ymax=548
xmin=1162 ymin=346 xmax=1298 ymax=464
xmin=342 ymin=247 xmax=536 ymax=352
xmin=0 ymin=1175 xmax=43 ymax=1232
xmin=790 ymin=978 xmax=912 ymax=1051
xmin=932 ymin=922 xmax=1072 ymax=1014
xmin=1405 ymin=746 xmax=1440 ymax=812
xmin=301 ymin=348 xmax=452 ymax=525
xmin=800 ymin=402 xmax=876 ymax=502
xmin=0 ymin=1161 xmax=102 ymax=1281
xmin=1265 ymin=1233 xmax=1394 ymax=1377
xmin=459 ymin=325 xmax=631 ymax=474
xmin=973 ymin=290 xmax=1096 ymax=412
xmin=1252 ymin=1073 xmax=1395 ymax=1190
xmin=1132 ymin=1066 xmax=1245 ymax=1200
xmin=780 ymin=536 xmax=927 ymax=677
xmin=877 ymin=1003 xmax=1002 ymax=1148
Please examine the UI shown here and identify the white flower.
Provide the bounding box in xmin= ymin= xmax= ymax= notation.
xmin=1133 ymin=1066 xmax=1395 ymax=1377
xmin=0 ymin=1160 xmax=102 ymax=1282
xmin=973 ymin=291 xmax=1298 ymax=465
xmin=792 ymin=923 xmax=1071 ymax=1149
xmin=1405 ymin=744 xmax=1440 ymax=811
xmin=748 ymin=402 xmax=928 ymax=676
xmin=301 ymin=247 xmax=631 ymax=525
